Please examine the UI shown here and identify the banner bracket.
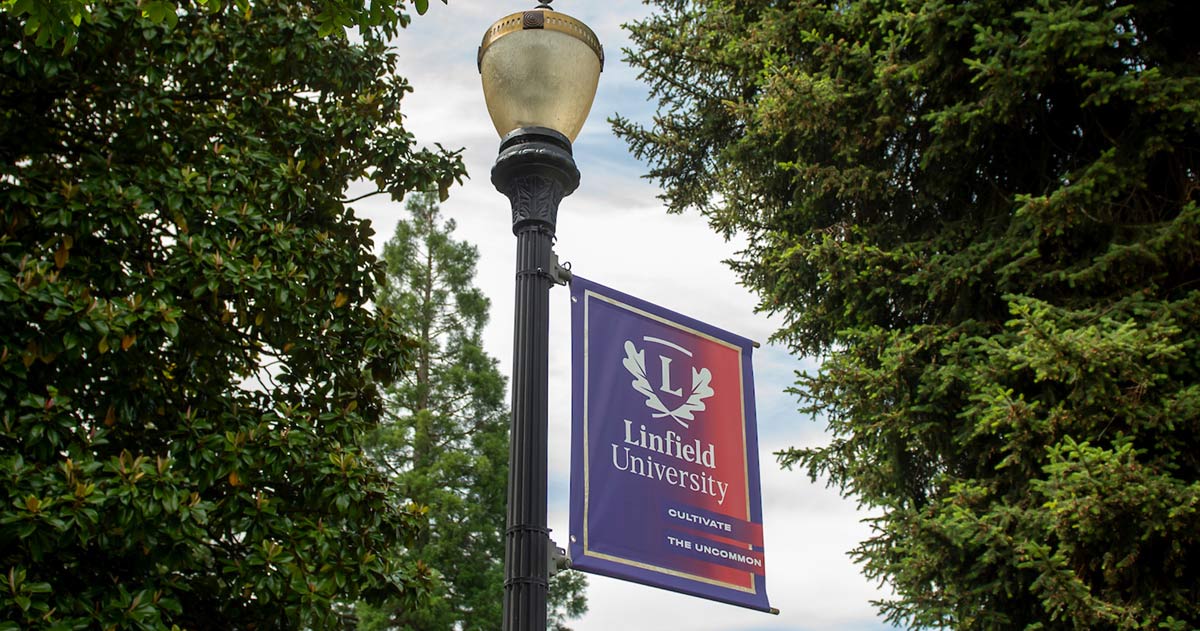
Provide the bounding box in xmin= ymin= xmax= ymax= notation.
xmin=551 ymin=253 xmax=573 ymax=286
xmin=549 ymin=540 xmax=571 ymax=576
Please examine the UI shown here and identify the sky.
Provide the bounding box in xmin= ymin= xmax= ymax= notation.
xmin=353 ymin=2 xmax=896 ymax=629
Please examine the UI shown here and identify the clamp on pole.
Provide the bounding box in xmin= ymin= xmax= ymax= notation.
xmin=551 ymin=254 xmax=573 ymax=286
xmin=548 ymin=539 xmax=571 ymax=576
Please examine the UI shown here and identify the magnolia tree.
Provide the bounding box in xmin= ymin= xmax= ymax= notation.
xmin=0 ymin=0 xmax=463 ymax=627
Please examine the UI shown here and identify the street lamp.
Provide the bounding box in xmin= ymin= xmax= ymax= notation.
xmin=479 ymin=2 xmax=602 ymax=630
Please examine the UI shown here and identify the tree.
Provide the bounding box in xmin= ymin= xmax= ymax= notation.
xmin=616 ymin=1 xmax=1199 ymax=628
xmin=547 ymin=569 xmax=588 ymax=631
xmin=360 ymin=192 xmax=507 ymax=629
xmin=1 ymin=0 xmax=449 ymax=50
xmin=0 ymin=1 xmax=464 ymax=628
xmin=359 ymin=192 xmax=587 ymax=630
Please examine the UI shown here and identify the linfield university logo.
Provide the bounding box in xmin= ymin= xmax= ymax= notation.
xmin=621 ymin=336 xmax=714 ymax=429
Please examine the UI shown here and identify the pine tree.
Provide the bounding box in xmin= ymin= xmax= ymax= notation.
xmin=361 ymin=192 xmax=587 ymax=630
xmin=615 ymin=1 xmax=1200 ymax=628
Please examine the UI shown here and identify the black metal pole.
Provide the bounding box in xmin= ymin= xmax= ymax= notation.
xmin=492 ymin=127 xmax=579 ymax=631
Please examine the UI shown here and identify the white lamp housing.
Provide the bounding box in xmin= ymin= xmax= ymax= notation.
xmin=479 ymin=8 xmax=603 ymax=142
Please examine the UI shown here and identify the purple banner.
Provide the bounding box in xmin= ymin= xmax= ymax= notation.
xmin=568 ymin=276 xmax=773 ymax=613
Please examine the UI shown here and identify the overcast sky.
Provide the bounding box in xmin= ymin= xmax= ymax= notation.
xmin=353 ymin=2 xmax=896 ymax=629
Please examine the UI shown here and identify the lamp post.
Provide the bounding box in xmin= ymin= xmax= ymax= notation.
xmin=478 ymin=3 xmax=602 ymax=630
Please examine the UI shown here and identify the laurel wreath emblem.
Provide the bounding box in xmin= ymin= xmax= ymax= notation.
xmin=622 ymin=340 xmax=714 ymax=429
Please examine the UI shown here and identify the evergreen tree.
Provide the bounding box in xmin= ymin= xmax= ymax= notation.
xmin=0 ymin=1 xmax=463 ymax=627
xmin=547 ymin=569 xmax=588 ymax=631
xmin=361 ymin=192 xmax=587 ymax=630
xmin=616 ymin=1 xmax=1200 ymax=628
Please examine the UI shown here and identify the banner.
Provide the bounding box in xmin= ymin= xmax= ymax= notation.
xmin=568 ymin=276 xmax=773 ymax=613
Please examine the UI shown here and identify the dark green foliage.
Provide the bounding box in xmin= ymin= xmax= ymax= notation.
xmin=1 ymin=0 xmax=448 ymax=49
xmin=617 ymin=1 xmax=1199 ymax=628
xmin=0 ymin=1 xmax=463 ymax=628
xmin=360 ymin=193 xmax=587 ymax=630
